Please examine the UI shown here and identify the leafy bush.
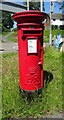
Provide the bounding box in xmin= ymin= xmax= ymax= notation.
xmin=59 ymin=25 xmax=64 ymax=30
xmin=54 ymin=25 xmax=58 ymax=30
xmin=12 ymin=27 xmax=18 ymax=31
xmin=2 ymin=26 xmax=10 ymax=32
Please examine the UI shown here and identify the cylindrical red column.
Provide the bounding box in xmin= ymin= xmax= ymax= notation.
xmin=12 ymin=11 xmax=49 ymax=92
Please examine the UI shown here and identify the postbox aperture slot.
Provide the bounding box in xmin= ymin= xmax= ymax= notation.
xmin=27 ymin=38 xmax=37 ymax=54
xmin=23 ymin=30 xmax=42 ymax=35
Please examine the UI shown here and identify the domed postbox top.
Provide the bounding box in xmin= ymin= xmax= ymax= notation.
xmin=12 ymin=11 xmax=50 ymax=26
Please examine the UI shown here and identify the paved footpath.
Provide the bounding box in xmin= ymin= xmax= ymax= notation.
xmin=0 ymin=37 xmax=50 ymax=54
xmin=0 ymin=41 xmax=18 ymax=54
xmin=0 ymin=32 xmax=18 ymax=54
xmin=9 ymin=113 xmax=64 ymax=120
xmin=0 ymin=32 xmax=64 ymax=54
xmin=0 ymin=32 xmax=14 ymax=42
xmin=0 ymin=41 xmax=64 ymax=54
xmin=0 ymin=42 xmax=50 ymax=54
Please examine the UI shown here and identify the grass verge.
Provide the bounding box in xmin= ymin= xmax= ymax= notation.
xmin=1 ymin=32 xmax=11 ymax=37
xmin=2 ymin=47 xmax=63 ymax=119
xmin=7 ymin=31 xmax=18 ymax=42
xmin=6 ymin=30 xmax=64 ymax=43
xmin=44 ymin=30 xmax=64 ymax=43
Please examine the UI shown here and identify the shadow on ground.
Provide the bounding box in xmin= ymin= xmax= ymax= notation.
xmin=19 ymin=70 xmax=53 ymax=103
xmin=43 ymin=70 xmax=53 ymax=88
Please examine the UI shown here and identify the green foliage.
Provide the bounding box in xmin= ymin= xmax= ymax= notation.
xmin=2 ymin=11 xmax=14 ymax=32
xmin=44 ymin=30 xmax=50 ymax=38
xmin=2 ymin=26 xmax=10 ymax=32
xmin=23 ymin=2 xmax=45 ymax=11
xmin=51 ymin=25 xmax=64 ymax=30
xmin=51 ymin=25 xmax=58 ymax=30
xmin=54 ymin=25 xmax=58 ymax=30
xmin=2 ymin=32 xmax=9 ymax=36
xmin=12 ymin=27 xmax=17 ymax=32
xmin=2 ymin=47 xmax=63 ymax=119
xmin=29 ymin=2 xmax=41 ymax=11
xmin=0 ymin=10 xmax=2 ymax=33
xmin=59 ymin=25 xmax=64 ymax=30
xmin=51 ymin=25 xmax=55 ymax=30
xmin=56 ymin=1 xmax=64 ymax=10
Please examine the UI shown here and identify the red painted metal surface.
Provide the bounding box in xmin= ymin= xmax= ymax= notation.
xmin=12 ymin=11 xmax=49 ymax=91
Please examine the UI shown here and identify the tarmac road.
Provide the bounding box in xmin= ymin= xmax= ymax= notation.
xmin=0 ymin=41 xmax=18 ymax=54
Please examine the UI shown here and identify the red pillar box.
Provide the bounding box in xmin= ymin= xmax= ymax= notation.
xmin=12 ymin=11 xmax=49 ymax=92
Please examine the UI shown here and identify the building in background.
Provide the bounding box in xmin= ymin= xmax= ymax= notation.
xmin=45 ymin=13 xmax=64 ymax=30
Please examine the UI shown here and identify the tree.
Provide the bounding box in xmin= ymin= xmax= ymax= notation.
xmin=0 ymin=10 xmax=2 ymax=32
xmin=2 ymin=11 xmax=14 ymax=32
xmin=56 ymin=1 xmax=64 ymax=12
xmin=23 ymin=2 xmax=45 ymax=11
xmin=51 ymin=25 xmax=55 ymax=30
xmin=54 ymin=25 xmax=58 ymax=29
xmin=58 ymin=1 xmax=64 ymax=10
xmin=59 ymin=25 xmax=64 ymax=30
xmin=29 ymin=2 xmax=40 ymax=11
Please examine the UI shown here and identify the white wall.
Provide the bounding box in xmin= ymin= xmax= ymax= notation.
xmin=51 ymin=19 xmax=64 ymax=26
